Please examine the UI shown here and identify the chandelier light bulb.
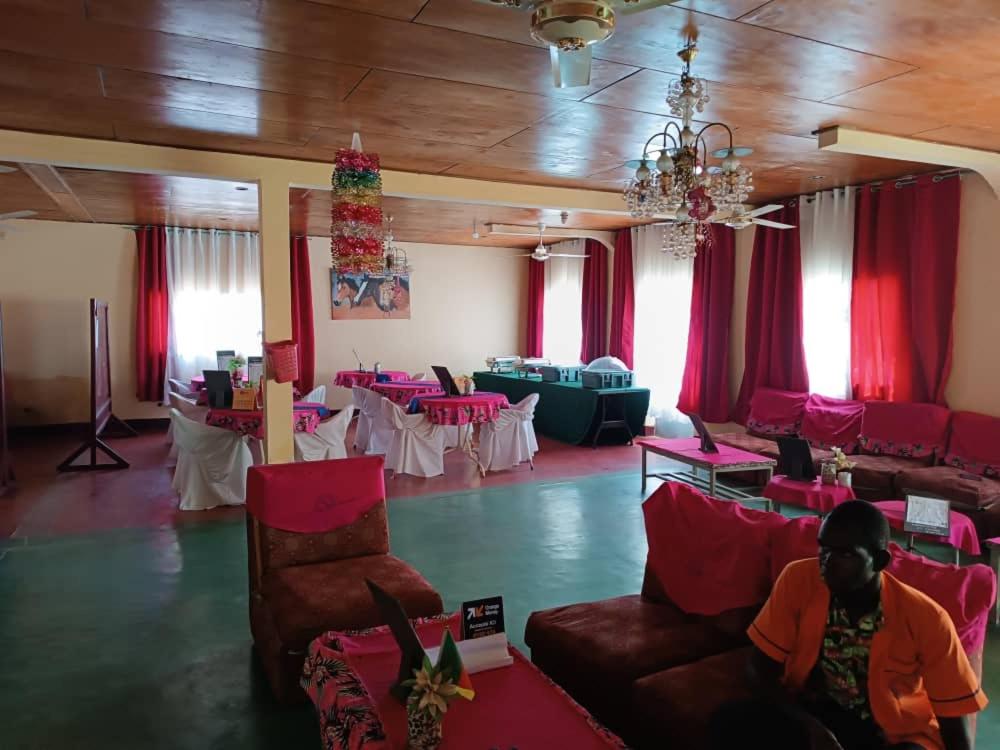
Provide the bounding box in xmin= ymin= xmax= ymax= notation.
xmin=656 ymin=150 xmax=674 ymax=173
xmin=680 ymin=126 xmax=696 ymax=147
xmin=722 ymin=153 xmax=739 ymax=172
xmin=635 ymin=161 xmax=651 ymax=181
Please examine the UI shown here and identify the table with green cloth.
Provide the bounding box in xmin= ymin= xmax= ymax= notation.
xmin=473 ymin=371 xmax=650 ymax=445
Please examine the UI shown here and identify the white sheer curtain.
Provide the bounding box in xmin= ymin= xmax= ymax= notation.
xmin=631 ymin=226 xmax=694 ymax=436
xmin=800 ymin=189 xmax=855 ymax=399
xmin=542 ymin=240 xmax=585 ymax=365
xmin=164 ymin=228 xmax=263 ymax=399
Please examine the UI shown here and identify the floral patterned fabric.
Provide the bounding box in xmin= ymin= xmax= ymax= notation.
xmin=420 ymin=393 xmax=510 ymax=426
xmin=747 ymin=417 xmax=800 ymax=437
xmin=206 ymin=404 xmax=321 ymax=439
xmin=372 ymin=382 xmax=444 ymax=406
xmin=943 ymin=453 xmax=1000 ymax=479
xmin=857 ymin=435 xmax=936 ymax=460
xmin=816 ymin=603 xmax=884 ymax=721
xmin=335 ymin=370 xmax=409 ymax=389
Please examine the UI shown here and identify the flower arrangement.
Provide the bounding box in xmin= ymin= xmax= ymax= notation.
xmin=452 ymin=375 xmax=475 ymax=395
xmin=227 ymin=355 xmax=247 ymax=373
xmin=831 ymin=447 xmax=855 ymax=473
xmin=330 ymin=136 xmax=386 ymax=274
xmin=401 ymin=630 xmax=474 ymax=750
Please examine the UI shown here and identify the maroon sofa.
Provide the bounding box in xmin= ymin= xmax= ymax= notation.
xmin=714 ymin=388 xmax=1000 ymax=541
xmin=525 ymin=483 xmax=996 ymax=750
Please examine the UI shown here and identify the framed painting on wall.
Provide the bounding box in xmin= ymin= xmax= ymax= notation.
xmin=331 ymin=270 xmax=411 ymax=320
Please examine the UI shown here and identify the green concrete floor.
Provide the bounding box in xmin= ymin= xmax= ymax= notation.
xmin=0 ymin=472 xmax=997 ymax=749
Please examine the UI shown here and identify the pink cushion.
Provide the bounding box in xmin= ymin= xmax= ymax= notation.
xmin=944 ymin=411 xmax=1000 ymax=478
xmin=885 ymin=544 xmax=995 ymax=655
xmin=643 ymin=483 xmax=786 ymax=616
xmin=246 ymin=456 xmax=386 ymax=533
xmin=768 ymin=515 xmax=822 ymax=581
xmin=746 ymin=387 xmax=808 ymax=437
xmin=858 ymin=400 xmax=951 ymax=459
xmin=800 ymin=394 xmax=864 ymax=453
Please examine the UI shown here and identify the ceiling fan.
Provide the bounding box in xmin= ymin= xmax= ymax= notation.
xmin=518 ymin=223 xmax=589 ymax=261
xmin=474 ymin=0 xmax=675 ymax=88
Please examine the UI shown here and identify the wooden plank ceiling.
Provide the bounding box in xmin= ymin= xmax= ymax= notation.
xmin=0 ymin=0 xmax=995 ymax=231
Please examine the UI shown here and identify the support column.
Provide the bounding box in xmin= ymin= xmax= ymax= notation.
xmin=258 ymin=175 xmax=294 ymax=464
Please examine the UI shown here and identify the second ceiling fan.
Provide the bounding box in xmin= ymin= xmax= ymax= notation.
xmin=518 ymin=223 xmax=589 ymax=262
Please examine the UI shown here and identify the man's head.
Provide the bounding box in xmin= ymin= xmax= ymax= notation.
xmin=817 ymin=501 xmax=891 ymax=597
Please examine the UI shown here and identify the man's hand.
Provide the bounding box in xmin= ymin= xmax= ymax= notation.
xmin=938 ymin=715 xmax=971 ymax=750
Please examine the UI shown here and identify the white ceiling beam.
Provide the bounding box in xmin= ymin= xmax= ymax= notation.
xmin=818 ymin=127 xmax=1000 ymax=199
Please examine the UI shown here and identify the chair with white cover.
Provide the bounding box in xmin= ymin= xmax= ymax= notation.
xmin=352 ymin=386 xmax=371 ymax=452
xmin=382 ymin=400 xmax=447 ymax=478
xmin=169 ymin=408 xmax=253 ymax=510
xmin=302 ymin=385 xmax=327 ymax=405
xmin=364 ymin=391 xmax=396 ymax=456
xmin=294 ymin=406 xmax=354 ymax=462
xmin=478 ymin=394 xmax=540 ymax=472
xmin=168 ymin=377 xmax=196 ymax=397
xmin=410 ymin=371 xmax=426 ymax=381
xmin=167 ymin=391 xmax=209 ymax=458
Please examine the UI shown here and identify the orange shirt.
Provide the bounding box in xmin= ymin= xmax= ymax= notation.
xmin=749 ymin=559 xmax=988 ymax=750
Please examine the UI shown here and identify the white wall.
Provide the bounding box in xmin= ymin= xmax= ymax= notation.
xmin=309 ymin=237 xmax=527 ymax=409
xmin=0 ymin=220 xmax=163 ymax=425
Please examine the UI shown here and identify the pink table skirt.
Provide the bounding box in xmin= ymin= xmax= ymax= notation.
xmin=334 ymin=370 xmax=409 ymax=389
xmin=190 ymin=375 xmax=206 ymax=391
xmin=420 ymin=392 xmax=510 ymax=426
xmin=873 ymin=500 xmax=981 ymax=556
xmin=371 ymin=381 xmax=444 ymax=406
xmin=205 ymin=402 xmax=323 ymax=439
xmin=763 ymin=476 xmax=856 ymax=513
xmin=303 ymin=614 xmax=626 ymax=750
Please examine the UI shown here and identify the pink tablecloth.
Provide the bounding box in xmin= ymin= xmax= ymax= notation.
xmin=190 ymin=375 xmax=206 ymax=391
xmin=205 ymin=402 xmax=323 ymax=439
xmin=873 ymin=500 xmax=981 ymax=556
xmin=302 ymin=614 xmax=626 ymax=750
xmin=372 ymin=381 xmax=444 ymax=406
xmin=420 ymin=393 xmax=510 ymax=426
xmin=334 ymin=370 xmax=409 ymax=389
xmin=763 ymin=476 xmax=856 ymax=513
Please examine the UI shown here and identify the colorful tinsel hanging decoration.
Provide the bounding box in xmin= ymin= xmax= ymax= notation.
xmin=330 ymin=141 xmax=386 ymax=274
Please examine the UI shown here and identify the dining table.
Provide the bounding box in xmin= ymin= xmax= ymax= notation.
xmin=205 ymin=401 xmax=327 ymax=440
xmin=334 ymin=370 xmax=410 ymax=389
xmin=371 ymin=380 xmax=444 ymax=406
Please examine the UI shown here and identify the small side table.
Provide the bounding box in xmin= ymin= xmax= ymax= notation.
xmin=872 ymin=501 xmax=980 ymax=565
xmin=986 ymin=537 xmax=1000 ymax=625
xmin=763 ymin=476 xmax=856 ymax=514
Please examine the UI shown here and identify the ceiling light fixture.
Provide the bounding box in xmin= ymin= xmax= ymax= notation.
xmin=623 ymin=37 xmax=754 ymax=260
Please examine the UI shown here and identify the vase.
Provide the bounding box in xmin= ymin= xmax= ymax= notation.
xmin=820 ymin=462 xmax=837 ymax=486
xmin=406 ymin=709 xmax=443 ymax=750
xmin=837 ymin=471 xmax=852 ymax=488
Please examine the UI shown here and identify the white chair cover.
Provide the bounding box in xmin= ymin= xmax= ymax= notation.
xmin=169 ymin=408 xmax=253 ymax=510
xmin=410 ymin=371 xmax=426 ymax=381
xmin=352 ymin=386 xmax=372 ymax=451
xmin=167 ymin=391 xmax=209 ymax=459
xmin=294 ymin=406 xmax=354 ymax=462
xmin=478 ymin=394 xmax=539 ymax=472
xmin=302 ymin=385 xmax=327 ymax=405
xmin=382 ymin=400 xmax=446 ymax=477
xmin=364 ymin=391 xmax=395 ymax=456
xmin=168 ymin=378 xmax=196 ymax=397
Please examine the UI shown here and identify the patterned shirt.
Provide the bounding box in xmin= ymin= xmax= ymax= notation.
xmin=818 ymin=601 xmax=884 ymax=720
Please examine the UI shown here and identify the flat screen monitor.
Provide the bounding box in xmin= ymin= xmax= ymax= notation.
xmin=777 ymin=436 xmax=816 ymax=482
xmin=431 ymin=365 xmax=462 ymax=397
xmin=687 ymin=413 xmax=718 ymax=453
xmin=202 ymin=369 xmax=233 ymax=409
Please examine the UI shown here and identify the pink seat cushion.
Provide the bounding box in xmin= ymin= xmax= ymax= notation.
xmin=746 ymin=387 xmax=808 ymax=437
xmin=944 ymin=411 xmax=1000 ymax=478
xmin=800 ymin=394 xmax=864 ymax=453
xmin=247 ymin=456 xmax=386 ymax=533
xmin=643 ymin=483 xmax=786 ymax=615
xmin=858 ymin=400 xmax=951 ymax=460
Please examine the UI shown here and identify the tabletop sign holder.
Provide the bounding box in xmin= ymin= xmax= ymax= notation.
xmin=58 ymin=299 xmax=137 ymax=472
xmin=904 ymin=494 xmax=952 ymax=537
xmin=461 ymin=596 xmax=505 ymax=640
xmin=232 ymin=387 xmax=257 ymax=411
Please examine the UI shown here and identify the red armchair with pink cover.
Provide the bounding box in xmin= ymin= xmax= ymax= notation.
xmin=896 ymin=410 xmax=1000 ymax=541
xmin=800 ymin=393 xmax=864 ymax=453
xmin=246 ymin=456 xmax=443 ymax=702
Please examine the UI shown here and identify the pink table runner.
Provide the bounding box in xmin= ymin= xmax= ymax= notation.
xmin=419 ymin=393 xmax=510 ymax=426
xmin=372 ymin=381 xmax=444 ymax=406
xmin=334 ymin=370 xmax=409 ymax=389
xmin=206 ymin=402 xmax=323 ymax=439
xmin=303 ymin=614 xmax=626 ymax=750
xmin=763 ymin=476 xmax=856 ymax=513
xmin=873 ymin=500 xmax=981 ymax=556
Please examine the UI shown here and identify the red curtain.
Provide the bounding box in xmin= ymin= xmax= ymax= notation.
xmin=579 ymin=238 xmax=608 ymax=363
xmin=608 ymin=229 xmax=635 ymax=368
xmin=678 ymin=225 xmax=735 ymax=422
xmin=733 ymin=202 xmax=809 ymax=424
xmin=851 ymin=175 xmax=960 ymax=404
xmin=135 ymin=226 xmax=169 ymax=402
xmin=526 ymin=259 xmax=545 ymax=358
xmin=290 ymin=236 xmax=315 ymax=394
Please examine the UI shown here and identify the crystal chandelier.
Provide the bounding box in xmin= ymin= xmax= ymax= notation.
xmin=381 ymin=215 xmax=411 ymax=274
xmin=623 ymin=39 xmax=754 ymax=259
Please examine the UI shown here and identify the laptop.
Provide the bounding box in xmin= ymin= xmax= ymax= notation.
xmin=687 ymin=413 xmax=718 ymax=453
xmin=431 ymin=365 xmax=462 ymax=397
xmin=202 ymin=369 xmax=234 ymax=409
xmin=777 ymin=436 xmax=816 ymax=482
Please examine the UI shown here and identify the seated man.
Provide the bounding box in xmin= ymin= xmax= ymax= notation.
xmin=712 ymin=501 xmax=987 ymax=750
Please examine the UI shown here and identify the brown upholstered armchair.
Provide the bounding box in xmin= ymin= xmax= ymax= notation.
xmin=246 ymin=456 xmax=444 ymax=702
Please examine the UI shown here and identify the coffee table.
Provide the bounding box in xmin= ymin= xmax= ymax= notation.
xmin=303 ymin=614 xmax=626 ymax=749
xmin=763 ymin=475 xmax=856 ymax=514
xmin=638 ymin=437 xmax=776 ymax=499
xmin=872 ymin=500 xmax=980 ymax=565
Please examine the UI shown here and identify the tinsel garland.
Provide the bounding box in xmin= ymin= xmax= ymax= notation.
xmin=331 ymin=147 xmax=386 ymax=273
